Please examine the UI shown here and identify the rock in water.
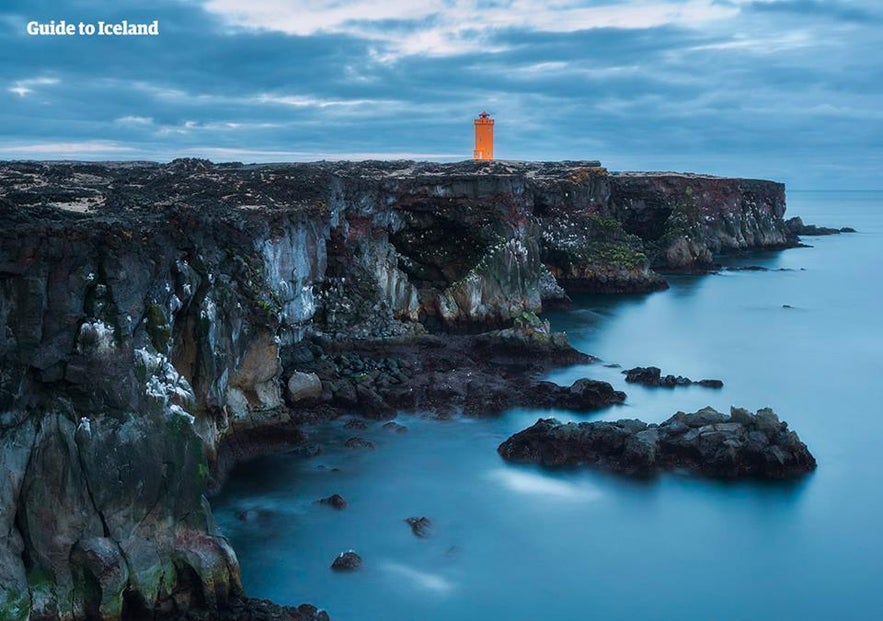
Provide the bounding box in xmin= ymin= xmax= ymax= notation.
xmin=623 ymin=366 xmax=723 ymax=389
xmin=318 ymin=494 xmax=348 ymax=510
xmin=383 ymin=421 xmax=409 ymax=433
xmin=344 ymin=437 xmax=375 ymax=449
xmin=498 ymin=406 xmax=816 ymax=479
xmin=405 ymin=516 xmax=432 ymax=538
xmin=785 ymin=216 xmax=856 ymax=236
xmin=331 ymin=551 xmax=363 ymax=571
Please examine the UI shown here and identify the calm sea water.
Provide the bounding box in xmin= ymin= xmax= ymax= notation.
xmin=214 ymin=191 xmax=883 ymax=621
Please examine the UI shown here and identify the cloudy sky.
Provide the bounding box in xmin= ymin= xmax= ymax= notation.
xmin=1 ymin=0 xmax=881 ymax=188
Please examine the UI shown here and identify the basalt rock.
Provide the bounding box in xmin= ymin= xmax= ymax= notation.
xmin=785 ymin=216 xmax=855 ymax=236
xmin=498 ymin=406 xmax=816 ymax=479
xmin=290 ymin=332 xmax=624 ymax=420
xmin=330 ymin=551 xmax=362 ymax=572
xmin=318 ymin=494 xmax=348 ymax=510
xmin=623 ymin=366 xmax=723 ymax=389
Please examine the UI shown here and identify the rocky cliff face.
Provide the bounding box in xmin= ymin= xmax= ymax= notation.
xmin=0 ymin=159 xmax=792 ymax=619
xmin=608 ymin=172 xmax=790 ymax=269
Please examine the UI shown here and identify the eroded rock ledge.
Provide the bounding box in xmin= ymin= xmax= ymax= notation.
xmin=0 ymin=159 xmax=800 ymax=619
xmin=498 ymin=406 xmax=816 ymax=479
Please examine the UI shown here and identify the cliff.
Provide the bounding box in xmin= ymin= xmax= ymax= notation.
xmin=0 ymin=159 xmax=792 ymax=619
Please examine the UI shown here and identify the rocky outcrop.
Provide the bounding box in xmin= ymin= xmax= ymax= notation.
xmin=287 ymin=330 xmax=624 ymax=420
xmin=404 ymin=517 xmax=432 ymax=539
xmin=330 ymin=551 xmax=362 ymax=572
xmin=498 ymin=406 xmax=816 ymax=479
xmin=623 ymin=366 xmax=723 ymax=389
xmin=785 ymin=216 xmax=856 ymax=236
xmin=609 ymin=173 xmax=791 ymax=270
xmin=0 ymin=159 xmax=798 ymax=619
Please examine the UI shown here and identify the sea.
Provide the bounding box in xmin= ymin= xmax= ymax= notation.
xmin=213 ymin=191 xmax=883 ymax=621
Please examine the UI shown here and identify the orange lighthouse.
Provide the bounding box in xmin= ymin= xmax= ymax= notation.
xmin=473 ymin=111 xmax=494 ymax=160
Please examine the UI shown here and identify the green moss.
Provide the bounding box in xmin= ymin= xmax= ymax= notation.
xmin=0 ymin=590 xmax=31 ymax=621
xmin=585 ymin=241 xmax=648 ymax=270
xmin=146 ymin=303 xmax=172 ymax=350
xmin=196 ymin=461 xmax=210 ymax=486
xmin=514 ymin=310 xmax=542 ymax=330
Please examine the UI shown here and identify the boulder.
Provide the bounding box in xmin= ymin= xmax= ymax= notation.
xmin=344 ymin=437 xmax=375 ymax=450
xmin=331 ymin=551 xmax=362 ymax=571
xmin=287 ymin=372 xmax=323 ymax=403
xmin=318 ymin=494 xmax=348 ymax=510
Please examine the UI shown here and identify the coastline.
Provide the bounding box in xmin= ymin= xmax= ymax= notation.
xmin=0 ymin=159 xmax=819 ymax=619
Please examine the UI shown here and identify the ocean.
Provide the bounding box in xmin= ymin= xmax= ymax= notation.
xmin=214 ymin=190 xmax=883 ymax=620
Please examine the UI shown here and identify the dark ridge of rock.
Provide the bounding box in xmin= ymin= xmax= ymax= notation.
xmin=383 ymin=421 xmax=408 ymax=433
xmin=153 ymin=597 xmax=329 ymax=621
xmin=343 ymin=437 xmax=375 ymax=449
xmin=498 ymin=406 xmax=816 ymax=479
xmin=318 ymin=494 xmax=348 ymax=510
xmin=721 ymin=265 xmax=795 ymax=272
xmin=697 ymin=379 xmax=725 ymax=389
xmin=405 ymin=516 xmax=432 ymax=538
xmin=331 ymin=551 xmax=362 ymax=572
xmin=290 ymin=333 xmax=624 ymax=420
xmin=785 ymin=216 xmax=856 ymax=236
xmin=623 ymin=366 xmax=723 ymax=389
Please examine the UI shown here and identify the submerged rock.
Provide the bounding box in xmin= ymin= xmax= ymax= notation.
xmin=331 ymin=551 xmax=363 ymax=571
xmin=318 ymin=494 xmax=348 ymax=510
xmin=623 ymin=366 xmax=723 ymax=389
xmin=344 ymin=437 xmax=375 ymax=449
xmin=498 ymin=406 xmax=816 ymax=479
xmin=383 ymin=421 xmax=409 ymax=433
xmin=405 ymin=516 xmax=432 ymax=538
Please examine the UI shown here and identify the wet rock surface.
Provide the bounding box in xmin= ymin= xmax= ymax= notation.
xmin=285 ymin=330 xmax=624 ymax=420
xmin=623 ymin=366 xmax=723 ymax=389
xmin=318 ymin=494 xmax=348 ymax=510
xmin=330 ymin=551 xmax=362 ymax=572
xmin=498 ymin=406 xmax=816 ymax=479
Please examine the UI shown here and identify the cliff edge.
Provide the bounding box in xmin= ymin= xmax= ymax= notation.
xmin=0 ymin=159 xmax=792 ymax=619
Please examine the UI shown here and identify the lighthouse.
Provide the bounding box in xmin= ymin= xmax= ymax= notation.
xmin=473 ymin=111 xmax=494 ymax=160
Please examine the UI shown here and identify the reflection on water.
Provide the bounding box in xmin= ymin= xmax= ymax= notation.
xmin=379 ymin=562 xmax=456 ymax=595
xmin=214 ymin=193 xmax=883 ymax=621
xmin=486 ymin=467 xmax=603 ymax=501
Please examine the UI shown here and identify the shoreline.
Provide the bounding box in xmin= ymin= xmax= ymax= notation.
xmin=0 ymin=159 xmax=830 ymax=620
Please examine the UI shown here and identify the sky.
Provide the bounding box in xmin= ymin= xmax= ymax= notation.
xmin=1 ymin=0 xmax=881 ymax=189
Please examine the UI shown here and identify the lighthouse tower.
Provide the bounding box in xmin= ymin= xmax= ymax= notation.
xmin=473 ymin=111 xmax=494 ymax=160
